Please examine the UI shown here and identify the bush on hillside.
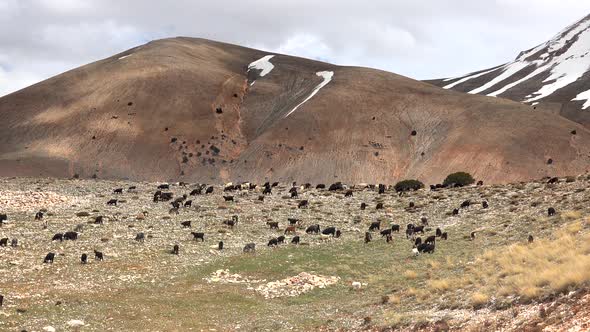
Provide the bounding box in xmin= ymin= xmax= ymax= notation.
xmin=443 ymin=172 xmax=475 ymax=187
xmin=394 ymin=179 xmax=424 ymax=192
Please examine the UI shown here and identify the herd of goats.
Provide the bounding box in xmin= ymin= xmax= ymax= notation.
xmin=0 ymin=178 xmax=554 ymax=308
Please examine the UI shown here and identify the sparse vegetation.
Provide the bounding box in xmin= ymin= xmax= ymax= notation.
xmin=394 ymin=179 xmax=424 ymax=192
xmin=443 ymin=172 xmax=475 ymax=187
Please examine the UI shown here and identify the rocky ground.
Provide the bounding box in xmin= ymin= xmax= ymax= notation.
xmin=0 ymin=176 xmax=589 ymax=331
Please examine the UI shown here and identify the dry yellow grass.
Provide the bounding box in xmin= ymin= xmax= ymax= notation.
xmin=471 ymin=292 xmax=489 ymax=307
xmin=404 ymin=270 xmax=418 ymax=279
xmin=427 ymin=279 xmax=452 ymax=292
xmin=464 ymin=222 xmax=590 ymax=304
xmin=562 ymin=210 xmax=582 ymax=221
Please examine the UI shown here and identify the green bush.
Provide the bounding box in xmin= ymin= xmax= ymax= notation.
xmin=443 ymin=172 xmax=475 ymax=187
xmin=394 ymin=179 xmax=424 ymax=192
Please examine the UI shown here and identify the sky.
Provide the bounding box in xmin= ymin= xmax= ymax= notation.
xmin=1 ymin=0 xmax=590 ymax=97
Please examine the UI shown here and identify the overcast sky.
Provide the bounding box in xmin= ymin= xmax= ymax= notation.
xmin=1 ymin=0 xmax=590 ymax=97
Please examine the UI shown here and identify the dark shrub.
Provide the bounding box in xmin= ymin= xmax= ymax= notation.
xmin=394 ymin=179 xmax=424 ymax=192
xmin=443 ymin=172 xmax=475 ymax=187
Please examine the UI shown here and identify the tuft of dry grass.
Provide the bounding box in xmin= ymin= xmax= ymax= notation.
xmin=427 ymin=279 xmax=452 ymax=292
xmin=404 ymin=270 xmax=418 ymax=280
xmin=470 ymin=292 xmax=489 ymax=307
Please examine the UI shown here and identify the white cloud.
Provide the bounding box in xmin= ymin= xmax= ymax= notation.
xmin=0 ymin=1 xmax=589 ymax=96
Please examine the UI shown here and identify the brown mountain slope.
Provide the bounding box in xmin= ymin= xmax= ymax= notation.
xmin=1 ymin=37 xmax=590 ymax=184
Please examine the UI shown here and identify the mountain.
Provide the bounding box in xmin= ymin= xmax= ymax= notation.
xmin=428 ymin=14 xmax=590 ymax=127
xmin=1 ymin=37 xmax=590 ymax=184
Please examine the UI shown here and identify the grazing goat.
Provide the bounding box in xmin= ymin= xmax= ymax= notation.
xmin=413 ymin=226 xmax=425 ymax=234
xmin=113 ymin=188 xmax=123 ymax=194
xmin=0 ymin=238 xmax=8 ymax=246
xmin=364 ymin=232 xmax=372 ymax=243
xmin=391 ymin=224 xmax=400 ymax=233
xmin=360 ymin=203 xmax=366 ymax=210
xmin=190 ymin=188 xmax=202 ymax=196
xmin=172 ymin=245 xmax=179 ymax=255
xmin=322 ymin=227 xmax=337 ymax=237
xmin=288 ymin=218 xmax=299 ymax=225
xmin=135 ymin=232 xmax=145 ymax=242
xmin=81 ymin=253 xmax=88 ymax=264
xmin=267 ymin=222 xmax=279 ymax=229
xmin=306 ymin=224 xmax=321 ymax=234
xmin=386 ymin=234 xmax=393 ymax=243
xmin=291 ymin=191 xmax=298 ymax=198
xmin=205 ymin=186 xmax=214 ymax=194
xmin=345 ymin=190 xmax=353 ymax=197
xmin=94 ymin=216 xmax=104 ymax=224
xmin=10 ymin=239 xmax=17 ymax=247
xmin=184 ymin=200 xmax=192 ymax=207
xmin=482 ymin=201 xmax=489 ymax=209
xmin=414 ymin=237 xmax=422 ymax=246
xmin=223 ymin=218 xmax=237 ymax=228
xmin=0 ymin=294 xmax=3 ymax=307
xmin=452 ymin=208 xmax=459 ymax=216
xmin=64 ymin=231 xmax=78 ymax=241
xmin=369 ymin=221 xmax=381 ymax=231
xmin=378 ymin=184 xmax=385 ymax=194
xmin=376 ymin=203 xmax=384 ymax=210
xmin=470 ymin=231 xmax=477 ymax=240
xmin=420 ymin=217 xmax=428 ymax=225
xmin=44 ymin=252 xmax=56 ymax=264
xmin=291 ymin=236 xmax=300 ymax=244
xmin=107 ymin=199 xmax=118 ymax=206
xmin=243 ymin=243 xmax=256 ymax=253
xmin=181 ymin=221 xmax=191 ymax=228
xmin=548 ymin=207 xmax=556 ymax=216
xmin=441 ymin=232 xmax=448 ymax=240
xmin=425 ymin=236 xmax=436 ymax=245
xmin=329 ymin=182 xmax=343 ymax=191
xmin=277 ymin=235 xmax=286 ymax=244
xmin=284 ymin=226 xmax=296 ymax=234
xmin=316 ymin=184 xmax=326 ymax=189
xmin=263 ymin=187 xmax=272 ymax=195
xmin=94 ymin=250 xmax=104 ymax=261
xmin=528 ymin=235 xmax=534 ymax=243
xmin=157 ymin=184 xmax=170 ymax=190
xmin=267 ymin=238 xmax=279 ymax=247
xmin=460 ymin=200 xmax=470 ymax=208
xmin=191 ymin=232 xmax=205 ymax=242
xmin=218 ymin=241 xmax=224 ymax=250
xmin=548 ymin=177 xmax=559 ymax=184
xmin=52 ymin=233 xmax=63 ymax=242
xmin=406 ymin=228 xmax=414 ymax=239
xmin=298 ymin=200 xmax=309 ymax=208
xmin=223 ymin=196 xmax=234 ymax=202
xmin=35 ymin=211 xmax=44 ymax=220
xmin=436 ymin=228 xmax=442 ymax=237
xmin=380 ymin=229 xmax=392 ymax=237
xmin=417 ymin=243 xmax=435 ymax=253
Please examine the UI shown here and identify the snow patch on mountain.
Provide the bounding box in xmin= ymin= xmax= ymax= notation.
xmin=248 ymin=55 xmax=275 ymax=77
xmin=468 ymin=62 xmax=530 ymax=95
xmin=573 ymin=89 xmax=590 ymax=109
xmin=443 ymin=67 xmax=501 ymax=89
xmin=285 ymin=71 xmax=334 ymax=118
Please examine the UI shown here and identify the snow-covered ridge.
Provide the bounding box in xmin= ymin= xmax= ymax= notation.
xmin=285 ymin=71 xmax=334 ymax=118
xmin=442 ymin=14 xmax=590 ymax=108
